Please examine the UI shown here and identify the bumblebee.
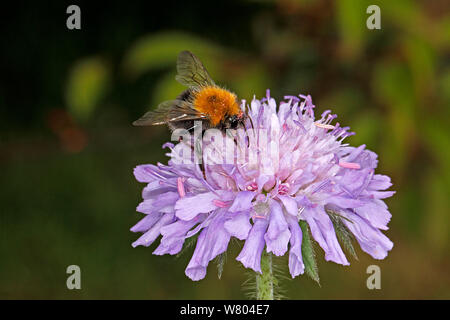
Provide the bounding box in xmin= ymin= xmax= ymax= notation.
xmin=133 ymin=51 xmax=245 ymax=131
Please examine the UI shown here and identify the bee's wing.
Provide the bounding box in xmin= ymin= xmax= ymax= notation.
xmin=167 ymin=100 xmax=208 ymax=122
xmin=133 ymin=100 xmax=207 ymax=126
xmin=175 ymin=51 xmax=216 ymax=89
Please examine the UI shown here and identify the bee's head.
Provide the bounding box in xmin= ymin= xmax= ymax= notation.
xmin=226 ymin=111 xmax=245 ymax=129
xmin=227 ymin=115 xmax=239 ymax=129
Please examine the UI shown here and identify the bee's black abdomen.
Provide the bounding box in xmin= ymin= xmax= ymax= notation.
xmin=177 ymin=89 xmax=192 ymax=101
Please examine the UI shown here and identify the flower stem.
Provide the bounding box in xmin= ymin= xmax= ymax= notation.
xmin=256 ymin=251 xmax=274 ymax=300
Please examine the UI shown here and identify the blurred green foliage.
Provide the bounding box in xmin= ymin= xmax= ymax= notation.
xmin=66 ymin=57 xmax=111 ymax=122
xmin=1 ymin=0 xmax=449 ymax=299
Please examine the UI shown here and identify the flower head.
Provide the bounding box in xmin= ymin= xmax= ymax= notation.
xmin=131 ymin=91 xmax=394 ymax=281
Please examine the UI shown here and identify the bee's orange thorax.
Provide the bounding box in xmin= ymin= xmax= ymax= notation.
xmin=193 ymin=86 xmax=240 ymax=126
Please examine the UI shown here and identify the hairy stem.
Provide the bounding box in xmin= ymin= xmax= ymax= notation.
xmin=256 ymin=251 xmax=274 ymax=300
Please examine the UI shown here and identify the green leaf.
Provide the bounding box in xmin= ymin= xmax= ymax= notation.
xmin=327 ymin=210 xmax=358 ymax=260
xmin=336 ymin=0 xmax=367 ymax=58
xmin=214 ymin=252 xmax=227 ymax=280
xmin=150 ymin=71 xmax=186 ymax=107
xmin=299 ymin=220 xmax=320 ymax=285
xmin=65 ymin=57 xmax=110 ymax=122
xmin=122 ymin=31 xmax=221 ymax=78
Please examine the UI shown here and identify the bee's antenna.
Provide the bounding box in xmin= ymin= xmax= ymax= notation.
xmin=248 ymin=113 xmax=255 ymax=130
xmin=241 ymin=102 xmax=255 ymax=130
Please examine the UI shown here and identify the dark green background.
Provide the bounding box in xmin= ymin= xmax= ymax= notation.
xmin=1 ymin=0 xmax=449 ymax=299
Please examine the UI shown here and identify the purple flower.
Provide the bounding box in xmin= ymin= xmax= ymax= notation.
xmin=131 ymin=91 xmax=394 ymax=281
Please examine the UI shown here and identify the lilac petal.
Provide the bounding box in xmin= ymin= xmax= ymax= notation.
xmin=250 ymin=97 xmax=261 ymax=118
xmin=288 ymin=169 xmax=315 ymax=192
xmin=277 ymin=195 xmax=298 ymax=216
xmin=296 ymin=195 xmax=314 ymax=208
xmin=185 ymin=216 xmax=231 ymax=280
xmin=185 ymin=230 xmax=207 ymax=281
xmin=130 ymin=213 xmax=163 ymax=233
xmin=278 ymin=101 xmax=292 ymax=122
xmin=264 ymin=200 xmax=291 ymax=256
xmin=368 ymin=174 xmax=392 ymax=191
xmin=137 ymin=192 xmax=179 ymax=214
xmin=278 ymin=152 xmax=293 ymax=181
xmin=131 ymin=213 xmax=174 ymax=248
xmin=184 ymin=211 xmax=215 ymax=238
xmin=342 ymin=145 xmax=366 ymax=163
xmin=260 ymin=157 xmax=276 ymax=185
xmin=326 ymin=196 xmax=366 ymax=209
xmin=134 ymin=165 xmax=163 ymax=183
xmin=369 ymin=191 xmax=396 ymax=199
xmin=161 ymin=217 xmax=201 ymax=240
xmin=344 ymin=149 xmax=378 ymax=169
xmin=194 ymin=216 xmax=231 ymax=267
xmin=228 ymin=191 xmax=255 ymax=212
xmin=358 ymin=150 xmax=379 ymax=169
xmin=341 ymin=210 xmax=393 ymax=259
xmin=142 ymin=180 xmax=175 ymax=199
xmin=236 ymin=218 xmax=268 ymax=273
xmin=159 ymin=205 xmax=175 ymax=214
xmin=208 ymin=171 xmax=229 ymax=190
xmin=162 ymin=142 xmax=174 ymax=150
xmin=224 ymin=211 xmax=252 ymax=240
xmin=154 ymin=217 xmax=201 ymax=256
xmin=303 ymin=207 xmax=349 ymax=265
xmin=153 ymin=241 xmax=182 ymax=256
xmin=175 ymin=192 xmax=217 ymax=220
xmin=354 ymin=200 xmax=391 ymax=230
xmin=286 ymin=215 xmax=304 ymax=278
xmin=337 ymin=168 xmax=372 ymax=193
xmin=256 ymin=175 xmax=270 ymax=193
xmin=154 ymin=218 xmax=202 ymax=255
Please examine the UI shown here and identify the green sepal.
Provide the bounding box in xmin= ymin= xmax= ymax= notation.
xmin=327 ymin=210 xmax=358 ymax=260
xmin=299 ymin=220 xmax=320 ymax=285
xmin=176 ymin=234 xmax=198 ymax=258
xmin=214 ymin=252 xmax=227 ymax=279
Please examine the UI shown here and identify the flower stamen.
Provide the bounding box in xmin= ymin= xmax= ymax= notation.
xmin=252 ymin=215 xmax=267 ymax=220
xmin=314 ymin=122 xmax=335 ymax=130
xmin=213 ymin=199 xmax=230 ymax=208
xmin=339 ymin=160 xmax=361 ymax=170
xmin=177 ymin=177 xmax=186 ymax=198
xmin=246 ymin=182 xmax=258 ymax=191
xmin=278 ymin=183 xmax=290 ymax=195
